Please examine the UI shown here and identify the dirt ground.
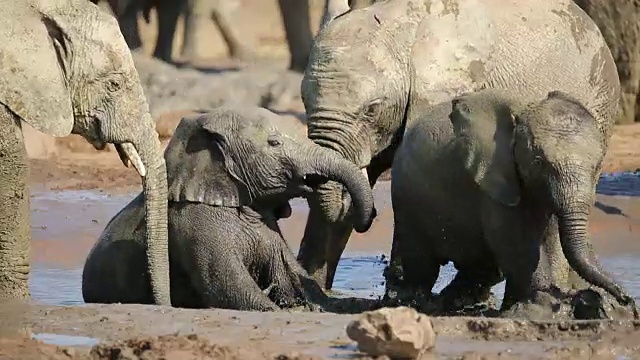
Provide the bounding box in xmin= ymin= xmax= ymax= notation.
xmin=1 ymin=302 xmax=640 ymax=359
xmin=7 ymin=1 xmax=640 ymax=358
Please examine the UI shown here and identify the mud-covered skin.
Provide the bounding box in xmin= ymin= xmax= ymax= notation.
xmin=82 ymin=107 xmax=375 ymax=310
xmin=0 ymin=0 xmax=170 ymax=305
xmin=387 ymin=89 xmax=636 ymax=319
xmin=299 ymin=0 xmax=620 ymax=294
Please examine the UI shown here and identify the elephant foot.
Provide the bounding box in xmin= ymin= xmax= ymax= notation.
xmin=500 ymin=288 xmax=637 ymax=321
xmin=433 ymin=290 xmax=499 ymax=317
xmin=571 ymin=288 xmax=638 ymax=320
xmin=382 ymin=284 xmax=433 ymax=312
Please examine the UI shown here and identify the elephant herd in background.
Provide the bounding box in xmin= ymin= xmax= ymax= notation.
xmin=90 ymin=0 xmax=375 ymax=70
xmin=0 ymin=0 xmax=639 ymax=321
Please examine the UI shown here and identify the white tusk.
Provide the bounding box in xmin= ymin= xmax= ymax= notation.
xmin=361 ymin=168 xmax=370 ymax=184
xmin=120 ymin=143 xmax=147 ymax=177
xmin=115 ymin=144 xmax=131 ymax=168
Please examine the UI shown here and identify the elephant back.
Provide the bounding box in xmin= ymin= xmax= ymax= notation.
xmin=409 ymin=0 xmax=619 ymax=142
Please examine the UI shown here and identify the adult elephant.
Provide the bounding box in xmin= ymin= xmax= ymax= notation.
xmin=298 ymin=0 xmax=620 ymax=292
xmin=574 ymin=0 xmax=640 ymax=124
xmin=91 ymin=0 xmax=252 ymax=63
xmin=277 ymin=0 xmax=375 ymax=73
xmin=0 ymin=0 xmax=170 ymax=305
xmin=82 ymin=108 xmax=375 ymax=309
xmin=391 ymin=88 xmax=635 ymax=317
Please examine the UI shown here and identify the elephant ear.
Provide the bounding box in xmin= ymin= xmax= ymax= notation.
xmin=0 ymin=4 xmax=74 ymax=137
xmin=449 ymin=92 xmax=521 ymax=206
xmin=165 ymin=115 xmax=252 ymax=207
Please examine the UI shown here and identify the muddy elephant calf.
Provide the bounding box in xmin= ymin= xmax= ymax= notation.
xmin=82 ymin=107 xmax=375 ymax=310
xmin=388 ymin=89 xmax=637 ymax=319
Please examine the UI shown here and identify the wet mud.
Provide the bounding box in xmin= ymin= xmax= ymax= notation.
xmin=11 ymin=177 xmax=640 ymax=359
xmin=2 ymin=302 xmax=640 ymax=359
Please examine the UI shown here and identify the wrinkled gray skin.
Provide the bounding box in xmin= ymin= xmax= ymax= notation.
xmin=0 ymin=0 xmax=170 ymax=305
xmin=82 ymin=108 xmax=375 ymax=310
xmin=389 ymin=89 xmax=636 ymax=318
xmin=299 ymin=0 xmax=620 ymax=293
xmin=90 ymin=0 xmax=252 ymax=63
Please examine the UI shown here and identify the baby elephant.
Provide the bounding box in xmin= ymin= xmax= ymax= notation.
xmin=389 ymin=89 xmax=636 ymax=319
xmin=82 ymin=107 xmax=376 ymax=310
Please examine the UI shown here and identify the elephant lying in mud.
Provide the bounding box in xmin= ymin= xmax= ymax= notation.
xmin=82 ymin=107 xmax=376 ymax=310
xmin=389 ymin=89 xmax=637 ymax=319
xmin=0 ymin=0 xmax=170 ymax=305
xmin=297 ymin=0 xmax=620 ymax=295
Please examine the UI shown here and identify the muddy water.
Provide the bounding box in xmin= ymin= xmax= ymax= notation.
xmin=28 ymin=172 xmax=640 ymax=307
xmin=19 ymin=173 xmax=640 ymax=358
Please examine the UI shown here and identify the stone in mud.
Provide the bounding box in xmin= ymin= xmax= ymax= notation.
xmin=346 ymin=306 xmax=436 ymax=359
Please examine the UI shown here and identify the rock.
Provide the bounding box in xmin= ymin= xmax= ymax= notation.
xmin=346 ymin=306 xmax=436 ymax=359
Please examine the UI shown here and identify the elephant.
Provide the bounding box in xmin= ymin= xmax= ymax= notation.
xmin=81 ymin=107 xmax=376 ymax=310
xmin=297 ymin=0 xmax=621 ymax=294
xmin=0 ymin=0 xmax=170 ymax=305
xmin=574 ymin=0 xmax=640 ymax=124
xmin=389 ymin=88 xmax=636 ymax=318
xmin=90 ymin=0 xmax=253 ymax=63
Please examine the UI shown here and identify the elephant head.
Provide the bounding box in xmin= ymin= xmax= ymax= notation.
xmin=298 ymin=0 xmax=427 ymax=288
xmin=163 ymin=107 xmax=376 ymax=232
xmin=449 ymin=89 xmax=634 ymax=307
xmin=0 ymin=0 xmax=170 ymax=305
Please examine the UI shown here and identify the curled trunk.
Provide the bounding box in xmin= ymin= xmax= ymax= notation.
xmin=136 ymin=124 xmax=171 ymax=306
xmin=304 ymin=146 xmax=375 ymax=233
xmin=558 ymin=202 xmax=631 ymax=306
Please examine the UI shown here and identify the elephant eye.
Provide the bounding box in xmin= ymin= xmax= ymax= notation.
xmin=532 ymin=156 xmax=544 ymax=169
xmin=364 ymin=99 xmax=383 ymax=118
xmin=267 ymin=135 xmax=282 ymax=147
xmin=107 ymin=78 xmax=122 ymax=93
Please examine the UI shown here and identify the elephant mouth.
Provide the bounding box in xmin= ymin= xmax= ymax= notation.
xmin=301 ymin=174 xmax=330 ymax=190
xmin=292 ymin=174 xmax=330 ymax=194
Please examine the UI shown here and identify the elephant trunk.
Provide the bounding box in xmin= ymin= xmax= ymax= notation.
xmin=556 ymin=193 xmax=631 ymax=306
xmin=135 ymin=120 xmax=171 ymax=306
xmin=303 ymin=146 xmax=375 ymax=233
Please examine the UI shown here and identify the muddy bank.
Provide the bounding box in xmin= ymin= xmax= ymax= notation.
xmin=1 ymin=302 xmax=640 ymax=359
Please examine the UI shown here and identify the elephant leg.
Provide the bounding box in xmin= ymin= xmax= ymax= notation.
xmin=180 ymin=0 xmax=197 ymax=60
xmin=196 ymin=255 xmax=279 ymax=311
xmin=277 ymin=0 xmax=313 ymax=73
xmin=0 ymin=108 xmax=30 ymax=300
xmin=481 ymin=201 xmax=539 ymax=312
xmin=438 ymin=262 xmax=502 ymax=312
xmin=152 ymin=0 xmax=182 ymax=62
xmin=384 ymin=214 xmax=440 ymax=308
xmin=324 ymin=219 xmax=354 ymax=291
xmin=266 ymin=249 xmax=311 ymax=310
xmin=297 ymin=194 xmax=332 ymax=289
xmin=116 ymin=0 xmax=143 ymax=50
xmin=210 ymin=0 xmax=255 ymax=60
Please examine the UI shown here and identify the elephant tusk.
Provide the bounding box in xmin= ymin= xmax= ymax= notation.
xmin=115 ymin=144 xmax=131 ymax=168
xmin=116 ymin=143 xmax=147 ymax=177
xmin=361 ymin=168 xmax=370 ymax=185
